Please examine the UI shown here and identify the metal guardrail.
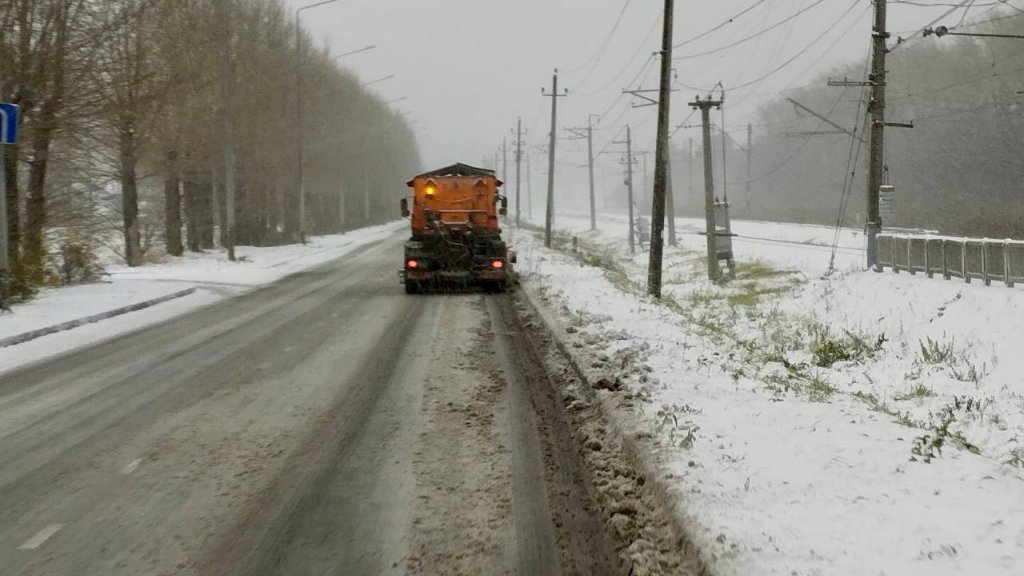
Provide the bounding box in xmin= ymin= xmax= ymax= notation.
xmin=877 ymin=234 xmax=1024 ymax=287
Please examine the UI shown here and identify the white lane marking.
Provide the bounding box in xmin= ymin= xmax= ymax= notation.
xmin=18 ymin=524 xmax=64 ymax=550
xmin=120 ymin=459 xmax=141 ymax=475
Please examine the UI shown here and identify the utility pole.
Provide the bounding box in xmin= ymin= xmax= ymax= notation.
xmin=512 ymin=117 xmax=525 ymax=227
xmin=526 ymin=151 xmax=533 ymax=220
xmin=719 ymin=89 xmax=729 ymax=203
xmin=746 ymin=123 xmax=752 ymax=209
xmin=691 ymin=96 xmax=723 ymax=281
xmin=688 ymin=138 xmax=694 ymax=200
xmin=647 ymin=0 xmax=675 ymax=297
xmin=666 ymin=159 xmax=677 ymax=246
xmin=542 ymin=69 xmax=568 ymax=247
xmin=567 ymin=114 xmax=598 ymax=230
xmin=501 ymin=138 xmax=508 ymax=184
xmin=219 ymin=0 xmax=236 ymax=261
xmin=614 ymin=126 xmax=637 ymax=255
xmin=866 ymin=0 xmax=888 ymax=268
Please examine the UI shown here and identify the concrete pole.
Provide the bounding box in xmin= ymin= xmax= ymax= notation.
xmin=526 ymin=152 xmax=533 ymax=221
xmin=626 ymin=126 xmax=636 ymax=255
xmin=697 ymin=100 xmax=722 ymax=281
xmin=587 ymin=114 xmax=597 ymax=231
xmin=543 ymin=70 xmax=564 ymax=247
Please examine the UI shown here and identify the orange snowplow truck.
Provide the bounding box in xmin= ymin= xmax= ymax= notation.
xmin=400 ymin=163 xmax=515 ymax=294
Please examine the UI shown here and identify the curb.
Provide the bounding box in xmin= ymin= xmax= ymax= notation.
xmin=0 ymin=287 xmax=198 ymax=348
xmin=515 ymin=280 xmax=710 ymax=575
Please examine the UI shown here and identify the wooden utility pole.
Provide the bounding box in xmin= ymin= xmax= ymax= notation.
xmin=867 ymin=0 xmax=888 ymax=268
xmin=614 ymin=126 xmax=637 ymax=255
xmin=691 ymin=96 xmax=723 ymax=281
xmin=512 ymin=117 xmax=525 ymax=227
xmin=542 ymin=69 xmax=567 ymax=247
xmin=647 ymin=0 xmax=675 ymax=297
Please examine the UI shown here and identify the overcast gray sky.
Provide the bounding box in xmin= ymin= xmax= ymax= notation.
xmin=284 ymin=0 xmax=1007 ymax=200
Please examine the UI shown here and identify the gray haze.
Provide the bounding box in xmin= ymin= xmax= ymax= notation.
xmin=285 ymin=0 xmax=986 ymax=194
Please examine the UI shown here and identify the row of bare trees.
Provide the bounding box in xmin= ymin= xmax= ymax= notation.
xmin=1 ymin=0 xmax=420 ymax=299
xmin=669 ymin=9 xmax=1023 ymax=239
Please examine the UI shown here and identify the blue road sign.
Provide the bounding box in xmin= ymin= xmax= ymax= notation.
xmin=0 ymin=103 xmax=19 ymax=144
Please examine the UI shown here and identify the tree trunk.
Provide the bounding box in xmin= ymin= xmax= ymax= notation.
xmin=22 ymin=113 xmax=56 ymax=283
xmin=120 ymin=129 xmax=142 ymax=267
xmin=198 ymin=176 xmax=214 ymax=249
xmin=163 ymin=152 xmax=183 ymax=256
xmin=183 ymin=174 xmax=201 ymax=252
xmin=2 ymin=143 xmax=20 ymax=271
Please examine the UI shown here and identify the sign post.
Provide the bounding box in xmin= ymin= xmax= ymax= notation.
xmin=1 ymin=102 xmax=20 ymax=289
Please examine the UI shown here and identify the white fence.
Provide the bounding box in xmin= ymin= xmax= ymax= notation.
xmin=877 ymin=234 xmax=1024 ymax=287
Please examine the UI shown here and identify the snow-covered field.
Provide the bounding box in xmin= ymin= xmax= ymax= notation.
xmin=0 ymin=222 xmax=403 ymax=374
xmin=511 ymin=213 xmax=1024 ymax=576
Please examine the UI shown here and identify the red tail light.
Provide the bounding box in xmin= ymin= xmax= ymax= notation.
xmin=490 ymin=260 xmax=504 ymax=269
xmin=406 ymin=259 xmax=419 ymax=269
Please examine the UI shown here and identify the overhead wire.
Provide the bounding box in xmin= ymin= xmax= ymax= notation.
xmin=563 ymin=0 xmax=635 ymax=80
xmin=673 ymin=0 xmax=828 ymax=62
xmin=574 ymin=13 xmax=662 ymax=97
xmin=673 ymin=0 xmax=772 ymax=49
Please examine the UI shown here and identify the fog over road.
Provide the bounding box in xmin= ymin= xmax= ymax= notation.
xmin=0 ymin=233 xmax=618 ymax=576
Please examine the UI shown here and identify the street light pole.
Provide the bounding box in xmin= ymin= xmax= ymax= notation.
xmin=295 ymin=0 xmax=346 ymax=245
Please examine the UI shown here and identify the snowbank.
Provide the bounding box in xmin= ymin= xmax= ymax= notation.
xmin=0 ymin=222 xmax=402 ymax=374
xmin=511 ymin=213 xmax=1024 ymax=576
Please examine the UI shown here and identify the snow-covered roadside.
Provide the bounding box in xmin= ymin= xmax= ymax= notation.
xmin=509 ymin=215 xmax=1024 ymax=576
xmin=0 ymin=222 xmax=402 ymax=374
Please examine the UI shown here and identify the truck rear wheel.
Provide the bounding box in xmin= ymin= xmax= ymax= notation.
xmin=405 ymin=281 xmax=421 ymax=295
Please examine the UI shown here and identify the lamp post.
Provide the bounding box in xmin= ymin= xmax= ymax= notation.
xmin=295 ymin=0 xmax=347 ymax=244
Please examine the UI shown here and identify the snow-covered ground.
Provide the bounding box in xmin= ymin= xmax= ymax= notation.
xmin=511 ymin=213 xmax=1024 ymax=576
xmin=0 ymin=222 xmax=403 ymax=374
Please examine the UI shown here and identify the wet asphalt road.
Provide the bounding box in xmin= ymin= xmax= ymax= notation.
xmin=0 ymin=233 xmax=616 ymax=576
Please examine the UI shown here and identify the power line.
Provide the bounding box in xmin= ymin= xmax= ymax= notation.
xmin=563 ymin=0 xmax=634 ymax=76
xmin=574 ymin=13 xmax=662 ymax=97
xmin=673 ymin=1 xmax=864 ymax=95
xmin=672 ymin=0 xmax=772 ymax=49
xmin=673 ymin=0 xmax=828 ymax=62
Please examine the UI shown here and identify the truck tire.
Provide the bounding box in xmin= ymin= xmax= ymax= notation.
xmin=405 ymin=281 xmax=421 ymax=295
